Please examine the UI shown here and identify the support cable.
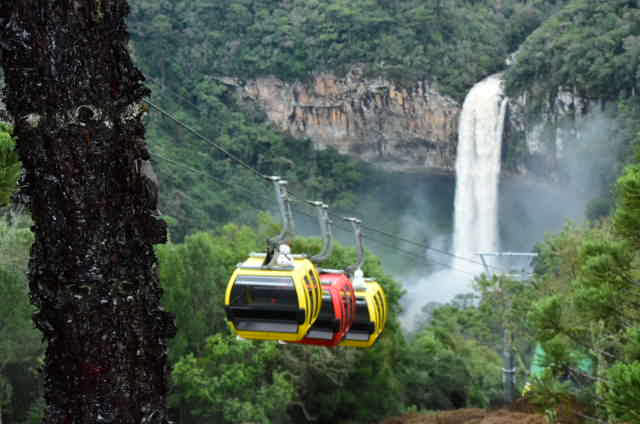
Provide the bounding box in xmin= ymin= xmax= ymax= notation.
xmin=144 ymin=99 xmax=269 ymax=182
xmin=150 ymin=149 xmax=478 ymax=277
xmin=144 ymin=89 xmax=511 ymax=275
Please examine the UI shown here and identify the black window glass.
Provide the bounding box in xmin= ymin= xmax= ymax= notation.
xmin=353 ymin=298 xmax=371 ymax=325
xmin=318 ymin=294 xmax=334 ymax=320
xmin=230 ymin=275 xmax=297 ymax=307
xmin=307 ymin=294 xmax=336 ymax=339
xmin=344 ymin=297 xmax=373 ymax=341
xmin=228 ymin=275 xmax=300 ymax=333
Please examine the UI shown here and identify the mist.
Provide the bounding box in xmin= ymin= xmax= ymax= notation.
xmin=398 ymin=106 xmax=626 ymax=332
xmin=283 ymin=104 xmax=625 ymax=334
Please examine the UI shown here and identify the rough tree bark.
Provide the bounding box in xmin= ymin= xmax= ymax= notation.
xmin=0 ymin=1 xmax=176 ymax=423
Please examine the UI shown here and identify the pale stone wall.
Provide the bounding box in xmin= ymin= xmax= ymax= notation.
xmin=223 ymin=67 xmax=461 ymax=174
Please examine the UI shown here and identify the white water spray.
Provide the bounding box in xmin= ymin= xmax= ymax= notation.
xmin=452 ymin=74 xmax=507 ymax=272
xmin=402 ymin=74 xmax=507 ymax=329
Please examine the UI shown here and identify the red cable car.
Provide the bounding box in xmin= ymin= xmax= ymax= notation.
xmin=288 ymin=203 xmax=358 ymax=347
xmin=295 ymin=270 xmax=356 ymax=346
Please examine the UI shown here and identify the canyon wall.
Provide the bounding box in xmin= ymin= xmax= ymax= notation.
xmin=220 ymin=67 xmax=460 ymax=174
xmin=503 ymin=89 xmax=611 ymax=184
xmin=225 ymin=70 xmax=609 ymax=183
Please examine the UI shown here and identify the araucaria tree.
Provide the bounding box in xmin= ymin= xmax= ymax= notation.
xmin=0 ymin=1 xmax=175 ymax=423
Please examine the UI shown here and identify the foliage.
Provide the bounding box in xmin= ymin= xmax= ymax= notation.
xmin=171 ymin=334 xmax=295 ymax=424
xmin=505 ymin=0 xmax=640 ymax=101
xmin=139 ymin=76 xmax=373 ymax=242
xmin=404 ymin=293 xmax=505 ymax=410
xmin=613 ymin=163 xmax=640 ymax=247
xmin=519 ymin=161 xmax=640 ymax=419
xmin=604 ymin=361 xmax=640 ymax=422
xmin=123 ymin=0 xmax=602 ymax=269
xmin=0 ymin=214 xmax=42 ymax=422
xmin=156 ymin=222 xmax=263 ymax=362
xmin=158 ymin=214 xmax=409 ymax=423
xmin=0 ymin=124 xmax=21 ymax=206
xmin=124 ymin=0 xmax=579 ymax=244
xmin=127 ymin=0 xmax=536 ymax=102
xmin=1 ymin=0 xmax=639 ymax=420
xmin=9 ymin=0 xmax=638 ymax=421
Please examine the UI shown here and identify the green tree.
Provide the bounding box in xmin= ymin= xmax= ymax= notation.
xmin=1 ymin=2 xmax=176 ymax=422
xmin=157 ymin=223 xmax=261 ymax=362
xmin=0 ymin=215 xmax=41 ymax=423
xmin=505 ymin=0 xmax=640 ymax=101
xmin=523 ymin=177 xmax=640 ymax=418
xmin=0 ymin=125 xmax=20 ymax=207
xmin=159 ymin=216 xmax=409 ymax=423
xmin=403 ymin=294 xmax=504 ymax=410
xmin=171 ymin=334 xmax=294 ymax=424
xmin=613 ymin=164 xmax=640 ymax=247
xmin=603 ymin=362 xmax=640 ymax=421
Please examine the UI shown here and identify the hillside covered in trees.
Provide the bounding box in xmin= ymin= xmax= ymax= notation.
xmin=1 ymin=0 xmax=640 ymax=423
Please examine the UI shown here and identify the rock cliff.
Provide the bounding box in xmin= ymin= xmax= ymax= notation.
xmin=503 ymin=89 xmax=615 ymax=184
xmin=220 ymin=67 xmax=460 ymax=174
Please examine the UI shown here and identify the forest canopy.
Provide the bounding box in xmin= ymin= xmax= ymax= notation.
xmin=2 ymin=0 xmax=640 ymax=422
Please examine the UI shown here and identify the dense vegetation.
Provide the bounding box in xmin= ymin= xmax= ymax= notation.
xmin=124 ymin=0 xmax=570 ymax=246
xmin=504 ymin=0 xmax=640 ymax=215
xmin=129 ymin=0 xmax=516 ymax=100
xmin=2 ymin=0 xmax=640 ymax=422
xmin=505 ymin=0 xmax=640 ymax=101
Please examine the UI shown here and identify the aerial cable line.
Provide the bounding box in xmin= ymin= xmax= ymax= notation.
xmin=147 ymin=77 xmax=205 ymax=113
xmin=151 ymin=147 xmax=473 ymax=275
xmin=149 ymin=153 xmax=272 ymax=231
xmin=150 ymin=150 xmax=269 ymax=203
xmin=144 ymin=89 xmax=510 ymax=275
xmin=144 ymin=99 xmax=269 ymax=182
xmin=152 ymin=148 xmax=478 ymax=277
xmin=354 ymin=220 xmax=506 ymax=273
xmin=276 ymin=196 xmax=478 ymax=277
xmin=146 ymin=93 xmax=509 ymax=275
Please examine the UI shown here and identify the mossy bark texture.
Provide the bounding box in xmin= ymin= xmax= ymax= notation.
xmin=0 ymin=1 xmax=176 ymax=422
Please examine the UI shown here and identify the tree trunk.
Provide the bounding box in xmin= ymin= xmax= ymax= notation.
xmin=0 ymin=1 xmax=176 ymax=423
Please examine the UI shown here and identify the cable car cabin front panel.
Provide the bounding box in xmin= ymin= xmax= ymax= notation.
xmin=225 ymin=255 xmax=322 ymax=341
xmin=339 ymin=281 xmax=387 ymax=348
xmin=295 ymin=272 xmax=356 ymax=347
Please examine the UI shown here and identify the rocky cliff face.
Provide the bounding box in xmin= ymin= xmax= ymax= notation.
xmin=502 ymin=89 xmax=614 ymax=184
xmin=221 ymin=67 xmax=460 ymax=174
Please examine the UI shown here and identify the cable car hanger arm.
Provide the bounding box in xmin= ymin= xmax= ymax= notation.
xmin=265 ymin=176 xmax=296 ymax=267
xmin=344 ymin=217 xmax=364 ymax=279
xmin=308 ymin=201 xmax=333 ymax=263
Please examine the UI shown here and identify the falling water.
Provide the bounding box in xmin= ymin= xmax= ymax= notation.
xmin=452 ymin=74 xmax=507 ymax=273
xmin=402 ymin=74 xmax=507 ymax=329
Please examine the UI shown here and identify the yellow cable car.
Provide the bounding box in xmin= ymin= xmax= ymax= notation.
xmin=339 ymin=275 xmax=388 ymax=348
xmin=224 ymin=177 xmax=323 ymax=341
xmin=225 ymin=252 xmax=322 ymax=341
xmin=336 ymin=218 xmax=388 ymax=348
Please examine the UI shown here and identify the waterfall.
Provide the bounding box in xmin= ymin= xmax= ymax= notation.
xmin=402 ymin=74 xmax=507 ymax=329
xmin=452 ymin=74 xmax=507 ymax=273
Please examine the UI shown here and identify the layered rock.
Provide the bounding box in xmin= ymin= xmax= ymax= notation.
xmin=221 ymin=67 xmax=460 ymax=174
xmin=503 ymin=89 xmax=614 ymax=183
